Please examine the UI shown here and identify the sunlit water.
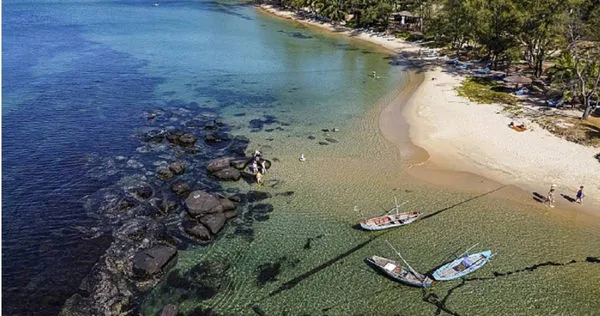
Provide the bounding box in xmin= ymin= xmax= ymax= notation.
xmin=2 ymin=0 xmax=599 ymax=315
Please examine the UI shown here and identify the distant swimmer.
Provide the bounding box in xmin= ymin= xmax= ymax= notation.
xmin=299 ymin=154 xmax=306 ymax=162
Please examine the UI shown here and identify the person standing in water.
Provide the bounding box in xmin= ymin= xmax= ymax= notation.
xmin=575 ymin=186 xmax=585 ymax=204
xmin=545 ymin=184 xmax=557 ymax=208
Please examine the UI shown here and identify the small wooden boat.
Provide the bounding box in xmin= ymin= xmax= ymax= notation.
xmin=432 ymin=250 xmax=494 ymax=281
xmin=366 ymin=255 xmax=434 ymax=287
xmin=359 ymin=207 xmax=422 ymax=231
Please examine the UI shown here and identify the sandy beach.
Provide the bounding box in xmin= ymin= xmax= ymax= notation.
xmin=258 ymin=4 xmax=600 ymax=213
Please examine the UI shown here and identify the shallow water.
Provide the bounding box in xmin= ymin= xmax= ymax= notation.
xmin=3 ymin=0 xmax=600 ymax=315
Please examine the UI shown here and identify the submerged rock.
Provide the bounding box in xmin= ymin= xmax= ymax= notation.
xmin=132 ymin=245 xmax=177 ymax=279
xmin=185 ymin=191 xmax=235 ymax=217
xmin=157 ymin=168 xmax=174 ymax=181
xmin=212 ymin=167 xmax=241 ymax=181
xmin=182 ymin=218 xmax=213 ymax=242
xmin=207 ymin=157 xmax=231 ymax=173
xmin=159 ymin=304 xmax=179 ymax=316
xmin=199 ymin=212 xmax=226 ymax=234
xmin=169 ymin=161 xmax=185 ymax=175
xmin=170 ymin=181 xmax=191 ymax=198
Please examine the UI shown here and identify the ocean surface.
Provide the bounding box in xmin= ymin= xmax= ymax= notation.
xmin=3 ymin=0 xmax=600 ymax=315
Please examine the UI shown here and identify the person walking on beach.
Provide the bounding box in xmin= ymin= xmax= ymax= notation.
xmin=545 ymin=184 xmax=557 ymax=208
xmin=576 ymin=186 xmax=585 ymax=204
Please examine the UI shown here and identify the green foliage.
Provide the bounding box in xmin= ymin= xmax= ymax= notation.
xmin=456 ymin=77 xmax=518 ymax=105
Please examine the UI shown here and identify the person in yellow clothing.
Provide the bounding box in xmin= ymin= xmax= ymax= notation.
xmin=255 ymin=170 xmax=264 ymax=184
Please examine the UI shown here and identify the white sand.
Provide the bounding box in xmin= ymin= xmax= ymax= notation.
xmin=403 ymin=68 xmax=600 ymax=210
xmin=258 ymin=4 xmax=600 ymax=211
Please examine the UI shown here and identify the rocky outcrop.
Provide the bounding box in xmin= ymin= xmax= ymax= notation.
xmin=132 ymin=245 xmax=177 ymax=279
xmin=169 ymin=161 xmax=185 ymax=175
xmin=183 ymin=191 xmax=237 ymax=241
xmin=199 ymin=212 xmax=226 ymax=234
xmin=213 ymin=168 xmax=241 ymax=181
xmin=182 ymin=217 xmax=213 ymax=242
xmin=207 ymin=157 xmax=231 ymax=172
xmin=157 ymin=168 xmax=174 ymax=181
xmin=170 ymin=181 xmax=191 ymax=198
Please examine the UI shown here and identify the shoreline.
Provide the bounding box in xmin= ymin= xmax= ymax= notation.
xmin=257 ymin=4 xmax=600 ymax=215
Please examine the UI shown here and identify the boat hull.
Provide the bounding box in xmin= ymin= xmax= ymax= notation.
xmin=432 ymin=250 xmax=492 ymax=281
xmin=359 ymin=211 xmax=422 ymax=231
xmin=366 ymin=256 xmax=433 ymax=288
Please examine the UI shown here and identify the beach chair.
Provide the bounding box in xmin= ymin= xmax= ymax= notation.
xmin=546 ymin=99 xmax=564 ymax=107
xmin=514 ymin=87 xmax=529 ymax=96
xmin=474 ymin=67 xmax=490 ymax=74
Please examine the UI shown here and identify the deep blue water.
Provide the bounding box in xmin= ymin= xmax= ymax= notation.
xmin=2 ymin=1 xmax=402 ymax=314
xmin=2 ymin=2 xmax=163 ymax=314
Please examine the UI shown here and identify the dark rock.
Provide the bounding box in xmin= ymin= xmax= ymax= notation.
xmin=166 ymin=130 xmax=185 ymax=144
xmin=171 ymin=181 xmax=191 ymax=198
xmin=308 ymin=135 xmax=316 ymax=140
xmin=142 ymin=128 xmax=166 ymax=142
xmin=228 ymin=194 xmax=244 ymax=203
xmin=231 ymin=157 xmax=251 ymax=170
xmin=205 ymin=132 xmax=228 ymax=144
xmin=246 ymin=191 xmax=272 ymax=203
xmin=250 ymin=203 xmax=274 ymax=213
xmin=256 ymin=262 xmax=281 ymax=286
xmin=223 ymin=209 xmax=237 ymax=219
xmin=132 ymin=245 xmax=177 ymax=278
xmin=182 ymin=218 xmax=213 ymax=242
xmin=169 ymin=161 xmax=185 ymax=175
xmin=249 ymin=119 xmax=264 ymax=131
xmin=219 ymin=198 xmax=236 ymax=212
xmin=178 ymin=133 xmax=197 ymax=147
xmin=117 ymin=197 xmax=137 ymax=211
xmin=199 ymin=212 xmax=226 ymax=234
xmin=321 ymin=128 xmax=330 ymax=132
xmin=160 ymin=304 xmax=179 ymax=316
xmin=185 ymin=191 xmax=222 ymax=217
xmin=207 ymin=157 xmax=231 ymax=172
xmin=157 ymin=168 xmax=174 ymax=181
xmin=203 ymin=120 xmax=217 ymax=130
xmin=325 ymin=137 xmax=338 ymax=143
xmin=213 ymin=168 xmax=241 ymax=181
xmin=160 ymin=199 xmax=179 ymax=214
xmin=129 ymin=184 xmax=154 ymax=200
xmin=318 ymin=141 xmax=329 ymax=145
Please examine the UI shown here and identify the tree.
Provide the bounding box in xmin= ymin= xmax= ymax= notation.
xmin=516 ymin=0 xmax=567 ymax=77
xmin=321 ymin=0 xmax=348 ymax=22
xmin=475 ymin=0 xmax=523 ymax=72
xmin=433 ymin=0 xmax=478 ymax=57
xmin=564 ymin=0 xmax=600 ymax=119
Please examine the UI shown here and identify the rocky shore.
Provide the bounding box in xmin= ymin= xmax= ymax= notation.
xmin=59 ymin=105 xmax=283 ymax=315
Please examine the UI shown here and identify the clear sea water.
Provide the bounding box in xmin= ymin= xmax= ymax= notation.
xmin=3 ymin=0 xmax=600 ymax=315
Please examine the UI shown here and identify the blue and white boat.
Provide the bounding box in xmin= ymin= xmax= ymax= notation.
xmin=433 ymin=249 xmax=494 ymax=281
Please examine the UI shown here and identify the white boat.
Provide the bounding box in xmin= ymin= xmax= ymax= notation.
xmin=358 ymin=199 xmax=422 ymax=231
